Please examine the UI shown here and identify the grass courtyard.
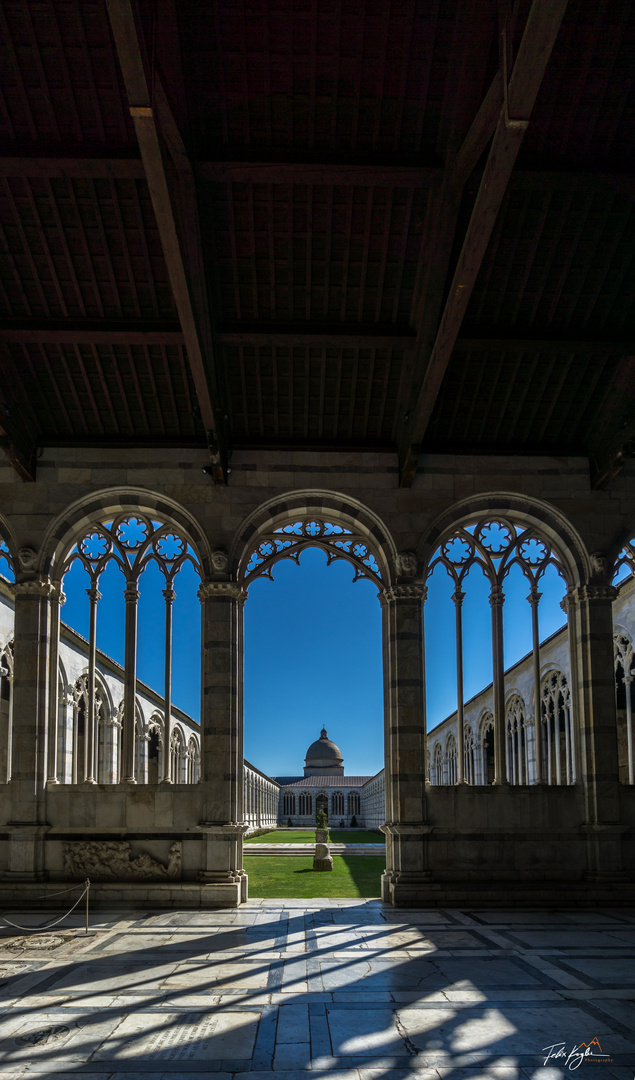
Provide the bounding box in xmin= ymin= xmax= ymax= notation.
xmin=243 ymin=855 xmax=385 ymax=898
xmin=244 ymin=829 xmax=384 ymax=844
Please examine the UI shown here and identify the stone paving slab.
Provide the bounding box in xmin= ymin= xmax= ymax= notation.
xmin=0 ymin=903 xmax=632 ymax=1076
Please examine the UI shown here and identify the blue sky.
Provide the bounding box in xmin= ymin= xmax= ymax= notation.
xmin=60 ymin=541 xmax=569 ymax=778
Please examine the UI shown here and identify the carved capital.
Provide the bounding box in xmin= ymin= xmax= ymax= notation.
xmin=568 ymin=584 xmax=618 ymax=604
xmin=162 ymin=588 xmax=176 ymax=604
xmin=489 ymin=584 xmax=505 ymax=607
xmin=86 ymin=587 xmax=101 ymax=603
xmin=197 ymin=581 xmax=248 ymax=603
xmin=14 ymin=577 xmax=61 ymax=600
xmin=379 ymin=584 xmax=427 ymax=605
xmin=452 ymin=587 xmax=465 ymax=607
xmin=123 ymin=586 xmax=140 ymax=604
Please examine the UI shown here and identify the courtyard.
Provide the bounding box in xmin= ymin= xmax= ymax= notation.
xmin=0 ymin=902 xmax=632 ymax=1077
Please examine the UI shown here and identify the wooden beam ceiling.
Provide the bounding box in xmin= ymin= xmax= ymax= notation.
xmin=105 ymin=0 xmax=228 ymax=483
xmin=398 ymin=0 xmax=570 ymax=487
xmin=588 ymin=356 xmax=635 ymax=490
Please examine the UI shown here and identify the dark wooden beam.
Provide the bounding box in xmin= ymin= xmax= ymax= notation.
xmin=0 ymin=155 xmax=145 ymax=178
xmin=105 ymin=0 xmax=228 ymax=482
xmin=1 ymin=152 xmax=630 ymax=197
xmin=218 ymin=322 xmax=416 ymax=350
xmin=218 ymin=323 xmax=629 ymax=355
xmin=198 ymin=160 xmax=442 ymax=186
xmin=0 ymin=319 xmax=184 ymax=345
xmin=399 ymin=0 xmax=570 ymax=486
xmin=456 ymin=336 xmax=633 ymax=355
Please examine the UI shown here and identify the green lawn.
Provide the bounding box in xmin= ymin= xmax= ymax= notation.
xmin=244 ymin=829 xmax=384 ymax=844
xmin=243 ymin=855 xmax=385 ymax=898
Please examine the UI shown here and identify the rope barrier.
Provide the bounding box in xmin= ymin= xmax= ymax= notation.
xmin=0 ymin=879 xmax=91 ymax=933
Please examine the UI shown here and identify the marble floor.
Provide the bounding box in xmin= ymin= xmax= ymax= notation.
xmin=0 ymin=900 xmax=633 ymax=1079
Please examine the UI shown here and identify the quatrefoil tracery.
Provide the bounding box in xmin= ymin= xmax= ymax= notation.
xmin=614 ymin=538 xmax=635 ymax=583
xmin=429 ymin=518 xmax=565 ymax=589
xmin=65 ymin=514 xmax=200 ymax=586
xmin=245 ymin=519 xmax=382 ymax=585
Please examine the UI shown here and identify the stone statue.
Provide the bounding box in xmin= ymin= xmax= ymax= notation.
xmin=590 ymin=551 xmax=607 ymax=578
xmin=211 ymin=549 xmax=229 ymax=574
xmin=63 ymin=840 xmax=181 ymax=881
xmin=395 ymin=550 xmax=417 ymax=578
xmin=17 ymin=547 xmax=37 ymax=572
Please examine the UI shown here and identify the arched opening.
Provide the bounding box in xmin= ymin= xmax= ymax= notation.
xmin=236 ymin=500 xmax=391 ymax=896
xmin=423 ymin=509 xmax=573 ymax=786
xmin=240 ymin=511 xmax=387 ymax=841
xmin=53 ymin=508 xmax=202 ymax=785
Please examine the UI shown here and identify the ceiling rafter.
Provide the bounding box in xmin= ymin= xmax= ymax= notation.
xmin=105 ymin=0 xmax=228 ymax=482
xmin=398 ymin=0 xmax=570 ymax=486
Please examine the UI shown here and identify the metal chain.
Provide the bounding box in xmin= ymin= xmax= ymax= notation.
xmin=0 ymin=879 xmax=90 ymax=932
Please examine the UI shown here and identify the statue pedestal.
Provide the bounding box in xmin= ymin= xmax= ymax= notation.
xmin=313 ymin=840 xmax=333 ymax=872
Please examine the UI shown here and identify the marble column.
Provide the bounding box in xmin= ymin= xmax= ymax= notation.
xmin=46 ymin=589 xmax=64 ymax=785
xmin=121 ymin=584 xmax=139 ymax=783
xmin=379 ymin=584 xmax=430 ymax=906
xmin=161 ymin=587 xmax=175 ymax=783
xmin=7 ymin=576 xmax=58 ymax=880
xmin=566 ymin=583 xmax=623 ymax=878
xmin=528 ymin=586 xmax=544 ymax=783
xmin=624 ymin=676 xmax=634 ymax=785
xmin=197 ymin=580 xmax=249 ymax=905
xmin=490 ymin=584 xmax=508 ymax=784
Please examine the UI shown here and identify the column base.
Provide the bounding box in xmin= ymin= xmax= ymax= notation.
xmin=382 ymin=870 xmax=435 ymax=907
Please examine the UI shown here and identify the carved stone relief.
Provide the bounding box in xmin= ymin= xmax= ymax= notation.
xmin=63 ymin=840 xmax=182 ymax=882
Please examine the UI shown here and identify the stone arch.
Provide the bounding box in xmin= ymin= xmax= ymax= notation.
xmin=607 ymin=519 xmax=635 ymax=582
xmin=417 ymin=492 xmax=590 ymax=588
xmin=232 ymin=490 xmax=397 ymax=586
xmin=40 ymin=487 xmax=213 ymax=581
xmin=0 ymin=513 xmax=20 ymax=579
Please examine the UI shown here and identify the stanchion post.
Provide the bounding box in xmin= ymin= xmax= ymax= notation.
xmin=85 ymin=879 xmax=90 ymax=935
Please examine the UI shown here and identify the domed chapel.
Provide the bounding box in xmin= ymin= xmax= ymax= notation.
xmin=272 ymin=728 xmax=383 ymax=827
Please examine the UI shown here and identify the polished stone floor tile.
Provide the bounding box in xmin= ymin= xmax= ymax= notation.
xmin=0 ymin=903 xmax=632 ymax=1076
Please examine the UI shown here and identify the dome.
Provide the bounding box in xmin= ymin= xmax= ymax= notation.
xmin=303 ymin=727 xmax=344 ymax=776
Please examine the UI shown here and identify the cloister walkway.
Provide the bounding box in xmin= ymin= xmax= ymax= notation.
xmin=0 ymin=901 xmax=632 ymax=1077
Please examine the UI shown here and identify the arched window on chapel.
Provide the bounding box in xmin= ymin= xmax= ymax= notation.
xmin=541 ymin=671 xmax=574 ymax=785
xmin=506 ymin=695 xmax=528 ymax=785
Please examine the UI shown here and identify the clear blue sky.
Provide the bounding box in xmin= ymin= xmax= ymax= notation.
xmin=60 ymin=542 xmax=568 ymax=777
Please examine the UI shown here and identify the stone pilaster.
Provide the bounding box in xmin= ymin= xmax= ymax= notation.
xmin=5 ymin=577 xmax=59 ymax=880
xmin=197 ymin=580 xmax=248 ymax=904
xmin=379 ymin=583 xmax=430 ymax=906
xmin=566 ymin=583 xmax=624 ymax=878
